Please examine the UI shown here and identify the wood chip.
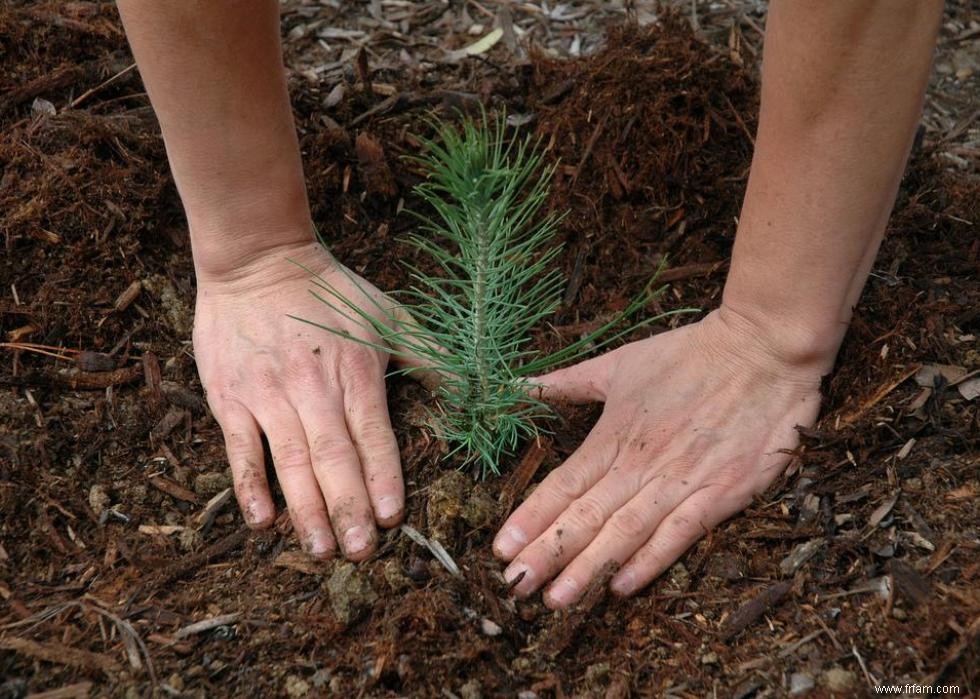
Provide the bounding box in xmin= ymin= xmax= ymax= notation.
xmin=273 ymin=550 xmax=327 ymax=576
xmin=355 ymin=132 xmax=397 ymax=197
xmin=138 ymin=524 xmax=185 ymax=536
xmin=957 ymin=376 xmax=980 ymax=401
xmin=539 ymin=561 xmax=618 ymax=657
xmin=868 ymin=490 xmax=901 ymax=528
xmin=838 ymin=364 xmax=920 ymax=425
xmin=149 ymin=405 xmax=189 ymax=443
xmin=779 ymin=538 xmax=825 ymax=576
xmin=148 ymin=474 xmax=200 ymax=505
xmin=173 ymin=612 xmax=240 ymax=640
xmin=721 ymin=580 xmax=793 ymax=639
xmin=75 ymin=350 xmax=115 ymax=372
xmin=113 ymin=279 xmax=142 ymax=312
xmin=0 ymin=637 xmax=121 ymax=674
xmin=24 ymin=682 xmax=93 ymax=699
xmin=887 ymin=559 xmax=931 ymax=606
xmin=499 ymin=437 xmax=550 ymax=514
xmin=195 ymin=487 xmax=233 ymax=529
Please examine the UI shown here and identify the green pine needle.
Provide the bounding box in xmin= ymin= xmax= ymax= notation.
xmin=293 ymin=112 xmax=695 ymax=477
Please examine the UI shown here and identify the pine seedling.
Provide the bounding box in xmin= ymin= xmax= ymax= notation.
xmin=293 ymin=113 xmax=691 ymax=477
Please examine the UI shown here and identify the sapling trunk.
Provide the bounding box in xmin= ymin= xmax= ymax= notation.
xmin=293 ymin=113 xmax=692 ymax=477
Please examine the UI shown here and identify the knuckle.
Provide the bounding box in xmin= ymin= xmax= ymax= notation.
xmin=224 ymin=429 xmax=255 ymax=462
xmin=549 ymin=466 xmax=588 ymax=500
xmin=569 ymin=495 xmax=608 ymax=532
xmin=289 ymin=502 xmax=327 ymax=529
xmin=272 ymin=439 xmax=310 ymax=473
xmin=340 ymin=350 xmax=379 ymax=386
xmin=309 ymin=433 xmax=355 ymax=467
xmin=609 ymin=506 xmax=648 ymax=540
xmin=254 ymin=364 xmax=281 ymax=393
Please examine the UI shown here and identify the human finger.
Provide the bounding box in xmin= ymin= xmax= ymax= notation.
xmin=255 ymin=404 xmax=336 ymax=558
xmin=341 ymin=359 xmax=404 ymax=528
xmin=610 ymin=486 xmax=741 ymax=597
xmin=212 ymin=400 xmax=276 ymax=529
xmin=527 ymin=351 xmax=615 ymax=404
xmin=540 ymin=467 xmax=693 ymax=608
xmin=493 ymin=418 xmax=619 ymax=562
xmin=295 ymin=389 xmax=378 ymax=561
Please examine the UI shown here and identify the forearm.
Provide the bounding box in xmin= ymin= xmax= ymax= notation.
xmin=722 ymin=0 xmax=943 ymax=371
xmin=116 ymin=0 xmax=311 ymax=281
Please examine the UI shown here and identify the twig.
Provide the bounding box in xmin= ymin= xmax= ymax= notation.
xmin=68 ymin=63 xmax=137 ymax=109
xmin=851 ymin=643 xmax=879 ymax=689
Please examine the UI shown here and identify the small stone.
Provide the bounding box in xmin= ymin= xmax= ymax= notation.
xmin=284 ymin=674 xmax=310 ymax=697
xmin=701 ymin=651 xmax=719 ymax=666
xmin=511 ymin=656 xmax=532 ymax=673
xmin=822 ymin=667 xmax=856 ymax=692
xmin=480 ymin=618 xmax=503 ymax=636
xmin=325 ymin=561 xmax=378 ymax=625
xmin=31 ymin=97 xmax=56 ymax=116
xmin=193 ymin=471 xmax=233 ymax=497
xmin=667 ymin=562 xmax=690 ymax=591
xmin=179 ymin=527 xmax=200 ymax=552
xmin=790 ymin=673 xmax=814 ymax=695
xmin=460 ymin=679 xmax=482 ymax=699
xmin=143 ymin=274 xmax=193 ymax=336
xmin=584 ymin=662 xmax=611 ymax=686
xmin=891 ymin=607 xmax=908 ymax=621
xmin=88 ymin=484 xmax=111 ymax=516
xmin=167 ymin=674 xmax=184 ymax=692
xmin=310 ymin=669 xmax=331 ymax=688
xmin=129 ymin=484 xmax=148 ymax=505
xmin=517 ymin=692 xmax=538 ymax=699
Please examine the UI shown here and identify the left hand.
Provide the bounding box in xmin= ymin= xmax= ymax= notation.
xmin=492 ymin=306 xmax=827 ymax=608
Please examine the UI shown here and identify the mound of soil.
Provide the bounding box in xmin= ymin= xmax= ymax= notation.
xmin=1 ymin=3 xmax=977 ymax=697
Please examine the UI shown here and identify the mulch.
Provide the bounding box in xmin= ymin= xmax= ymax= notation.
xmin=1 ymin=1 xmax=978 ymax=697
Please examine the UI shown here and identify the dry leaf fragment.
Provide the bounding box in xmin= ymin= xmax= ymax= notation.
xmin=446 ymin=27 xmax=503 ymax=61
xmin=915 ymin=363 xmax=967 ymax=387
xmin=868 ymin=490 xmax=901 ymax=528
xmin=138 ymin=524 xmax=185 ymax=536
xmin=956 ymin=376 xmax=980 ymax=401
xmin=779 ymin=537 xmax=825 ymax=575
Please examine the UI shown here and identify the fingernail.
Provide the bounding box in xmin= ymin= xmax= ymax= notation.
xmin=376 ymin=496 xmax=401 ymax=522
xmin=503 ymin=562 xmax=533 ymax=594
xmin=494 ymin=525 xmax=528 ymax=559
xmin=611 ymin=568 xmax=637 ymax=596
xmin=307 ymin=528 xmax=333 ymax=558
xmin=546 ymin=577 xmax=579 ymax=607
xmin=343 ymin=525 xmax=372 ymax=556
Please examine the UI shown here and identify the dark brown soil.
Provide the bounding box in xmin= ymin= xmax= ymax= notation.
xmin=2 ymin=2 xmax=978 ymax=698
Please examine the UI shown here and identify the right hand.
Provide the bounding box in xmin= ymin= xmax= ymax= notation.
xmin=193 ymin=241 xmax=405 ymax=561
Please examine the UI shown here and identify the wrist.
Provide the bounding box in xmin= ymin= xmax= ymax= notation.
xmin=188 ymin=182 xmax=315 ymax=284
xmin=711 ymin=299 xmax=842 ymax=378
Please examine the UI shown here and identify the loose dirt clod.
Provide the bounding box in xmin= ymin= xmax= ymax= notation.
xmin=325 ymin=561 xmax=378 ymax=626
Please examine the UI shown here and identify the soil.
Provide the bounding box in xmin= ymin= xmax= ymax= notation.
xmin=1 ymin=2 xmax=978 ymax=698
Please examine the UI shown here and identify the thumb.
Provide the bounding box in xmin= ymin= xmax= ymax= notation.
xmin=529 ymin=351 xmax=615 ymax=404
xmin=386 ymin=305 xmax=444 ymax=392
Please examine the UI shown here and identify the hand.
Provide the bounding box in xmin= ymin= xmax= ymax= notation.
xmin=193 ymin=241 xmax=403 ymax=561
xmin=492 ymin=307 xmax=826 ymax=607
